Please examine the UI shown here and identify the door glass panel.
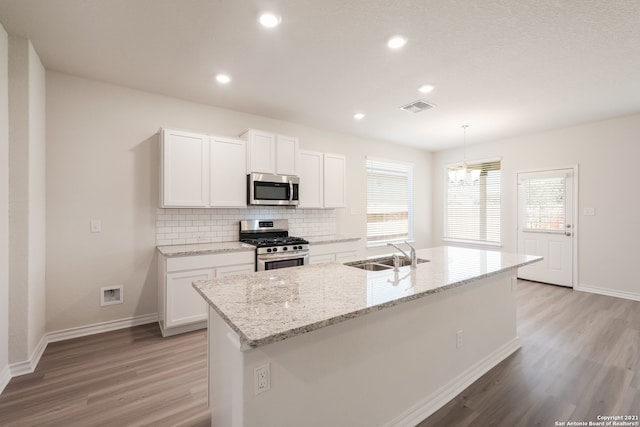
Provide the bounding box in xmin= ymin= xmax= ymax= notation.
xmin=523 ymin=177 xmax=565 ymax=231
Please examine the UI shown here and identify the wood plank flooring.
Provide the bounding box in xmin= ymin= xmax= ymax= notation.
xmin=418 ymin=281 xmax=640 ymax=427
xmin=1 ymin=280 xmax=638 ymax=426
xmin=0 ymin=324 xmax=210 ymax=427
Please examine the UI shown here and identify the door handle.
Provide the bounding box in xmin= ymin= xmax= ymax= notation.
xmin=565 ymin=232 xmax=572 ymax=237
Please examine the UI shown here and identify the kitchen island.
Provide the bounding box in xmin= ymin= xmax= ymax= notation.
xmin=193 ymin=246 xmax=541 ymax=427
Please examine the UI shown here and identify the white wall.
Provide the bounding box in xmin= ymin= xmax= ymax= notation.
xmin=46 ymin=72 xmax=433 ymax=332
xmin=433 ymin=114 xmax=640 ymax=299
xmin=0 ymin=23 xmax=10 ymax=392
xmin=7 ymin=37 xmax=46 ymax=364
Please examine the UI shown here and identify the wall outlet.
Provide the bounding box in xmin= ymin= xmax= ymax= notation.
xmin=456 ymin=330 xmax=464 ymax=349
xmin=100 ymin=285 xmax=123 ymax=306
xmin=254 ymin=363 xmax=270 ymax=395
xmin=90 ymin=219 xmax=102 ymax=233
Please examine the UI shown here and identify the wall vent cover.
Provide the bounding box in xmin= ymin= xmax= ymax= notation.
xmin=399 ymin=100 xmax=435 ymax=114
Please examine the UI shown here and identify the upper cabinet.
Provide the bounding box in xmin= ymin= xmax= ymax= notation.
xmin=298 ymin=150 xmax=324 ymax=208
xmin=160 ymin=129 xmax=247 ymax=208
xmin=161 ymin=129 xmax=209 ymax=208
xmin=240 ymin=129 xmax=298 ymax=175
xmin=298 ymin=150 xmax=346 ymax=209
xmin=209 ymin=136 xmax=247 ymax=208
xmin=323 ymin=153 xmax=346 ymax=208
xmin=275 ymin=134 xmax=299 ymax=176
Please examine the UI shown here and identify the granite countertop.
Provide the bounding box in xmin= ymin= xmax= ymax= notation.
xmin=157 ymin=241 xmax=255 ymax=257
xmin=306 ymin=235 xmax=360 ymax=244
xmin=192 ymin=246 xmax=542 ymax=350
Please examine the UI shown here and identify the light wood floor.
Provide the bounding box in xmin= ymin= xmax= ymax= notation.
xmin=1 ymin=281 xmax=638 ymax=426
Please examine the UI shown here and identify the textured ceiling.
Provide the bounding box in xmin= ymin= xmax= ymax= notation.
xmin=1 ymin=0 xmax=639 ymax=150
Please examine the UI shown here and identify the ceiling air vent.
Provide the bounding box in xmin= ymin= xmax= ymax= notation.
xmin=399 ymin=99 xmax=435 ymax=114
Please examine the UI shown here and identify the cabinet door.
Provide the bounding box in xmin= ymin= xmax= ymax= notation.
xmin=298 ymin=150 xmax=324 ymax=208
xmin=210 ymin=137 xmax=247 ymax=207
xmin=161 ymin=129 xmax=209 ymax=207
xmin=216 ymin=263 xmax=255 ymax=277
xmin=323 ymin=153 xmax=346 ymax=208
xmin=276 ymin=135 xmax=299 ymax=175
xmin=165 ymin=268 xmax=213 ymax=328
xmin=244 ymin=129 xmax=276 ymax=174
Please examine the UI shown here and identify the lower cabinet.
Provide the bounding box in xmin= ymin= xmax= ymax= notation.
xmin=309 ymin=240 xmax=359 ymax=265
xmin=158 ymin=251 xmax=254 ymax=337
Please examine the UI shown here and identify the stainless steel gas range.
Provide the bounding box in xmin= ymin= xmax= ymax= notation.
xmin=239 ymin=219 xmax=309 ymax=271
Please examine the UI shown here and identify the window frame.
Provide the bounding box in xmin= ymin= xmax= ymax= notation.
xmin=365 ymin=156 xmax=414 ymax=248
xmin=443 ymin=157 xmax=502 ymax=247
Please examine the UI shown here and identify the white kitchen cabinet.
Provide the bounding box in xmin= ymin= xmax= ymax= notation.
xmin=298 ymin=150 xmax=324 ymax=208
xmin=161 ymin=129 xmax=209 ymax=207
xmin=298 ymin=151 xmax=346 ymax=209
xmin=241 ymin=129 xmax=298 ymax=175
xmin=323 ymin=153 xmax=346 ymax=208
xmin=160 ymin=129 xmax=247 ymax=208
xmin=210 ymin=136 xmax=247 ymax=207
xmin=275 ymin=134 xmax=299 ymax=175
xmin=309 ymin=240 xmax=359 ymax=265
xmin=158 ymin=250 xmax=254 ymax=337
xmin=165 ymin=268 xmax=213 ymax=330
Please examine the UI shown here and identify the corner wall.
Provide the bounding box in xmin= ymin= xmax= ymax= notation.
xmin=8 ymin=36 xmax=46 ymax=365
xmin=432 ymin=114 xmax=640 ymax=299
xmin=0 ymin=23 xmax=10 ymax=393
xmin=45 ymin=72 xmax=433 ymax=333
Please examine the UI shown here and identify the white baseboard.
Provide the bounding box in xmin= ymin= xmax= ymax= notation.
xmin=9 ymin=334 xmax=48 ymax=377
xmin=575 ymin=284 xmax=640 ymax=302
xmin=0 ymin=364 xmax=10 ymax=395
xmin=47 ymin=312 xmax=159 ymax=343
xmin=383 ymin=338 xmax=521 ymax=427
xmin=5 ymin=312 xmax=159 ymax=386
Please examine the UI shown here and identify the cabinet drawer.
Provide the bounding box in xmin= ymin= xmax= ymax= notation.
xmin=166 ymin=251 xmax=254 ymax=272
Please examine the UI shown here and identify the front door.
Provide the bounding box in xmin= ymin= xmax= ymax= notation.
xmin=517 ymin=168 xmax=575 ymax=287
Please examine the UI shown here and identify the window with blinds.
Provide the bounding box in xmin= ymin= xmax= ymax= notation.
xmin=445 ymin=160 xmax=501 ymax=244
xmin=522 ymin=177 xmax=566 ymax=231
xmin=366 ymin=158 xmax=413 ymax=245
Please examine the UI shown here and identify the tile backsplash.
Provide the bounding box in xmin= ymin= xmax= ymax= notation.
xmin=156 ymin=207 xmax=337 ymax=246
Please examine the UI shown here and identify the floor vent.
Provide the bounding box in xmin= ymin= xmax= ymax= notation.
xmin=399 ymin=100 xmax=435 ymax=114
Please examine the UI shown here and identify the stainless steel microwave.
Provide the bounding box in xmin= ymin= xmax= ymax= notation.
xmin=247 ymin=173 xmax=299 ymax=206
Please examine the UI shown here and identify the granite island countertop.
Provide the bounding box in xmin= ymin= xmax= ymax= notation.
xmin=193 ymin=246 xmax=542 ymax=349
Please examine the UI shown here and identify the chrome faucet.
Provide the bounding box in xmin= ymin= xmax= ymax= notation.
xmin=386 ymin=241 xmax=417 ymax=269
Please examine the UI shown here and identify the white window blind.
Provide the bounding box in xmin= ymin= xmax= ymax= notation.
xmin=366 ymin=159 xmax=413 ymax=245
xmin=522 ymin=177 xmax=566 ymax=231
xmin=445 ymin=160 xmax=501 ymax=244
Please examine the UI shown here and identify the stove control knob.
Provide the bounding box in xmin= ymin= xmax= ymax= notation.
xmin=294 ymin=246 xmax=299 ymax=250
xmin=283 ymin=246 xmax=288 ymax=251
xmin=272 ymin=247 xmax=278 ymax=252
xmin=267 ymin=248 xmax=272 ymax=253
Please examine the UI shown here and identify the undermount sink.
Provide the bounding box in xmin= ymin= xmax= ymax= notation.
xmin=344 ymin=256 xmax=429 ymax=271
xmin=346 ymin=262 xmax=393 ymax=271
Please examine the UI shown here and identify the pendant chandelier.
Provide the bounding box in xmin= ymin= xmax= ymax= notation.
xmin=448 ymin=125 xmax=481 ymax=185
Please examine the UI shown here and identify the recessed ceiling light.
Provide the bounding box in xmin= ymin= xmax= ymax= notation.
xmin=216 ymin=74 xmax=231 ymax=84
xmin=353 ymin=113 xmax=365 ymax=120
xmin=259 ymin=12 xmax=282 ymax=28
xmin=418 ymin=84 xmax=435 ymax=94
xmin=387 ymin=35 xmax=408 ymax=49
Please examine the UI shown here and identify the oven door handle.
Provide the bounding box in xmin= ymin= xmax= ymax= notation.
xmin=259 ymin=251 xmax=309 ymax=261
